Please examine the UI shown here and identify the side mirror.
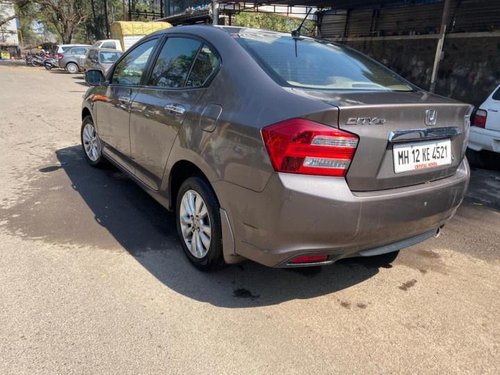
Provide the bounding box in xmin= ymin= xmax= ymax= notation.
xmin=85 ymin=69 xmax=105 ymax=86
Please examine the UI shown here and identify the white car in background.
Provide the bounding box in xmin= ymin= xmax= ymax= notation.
xmin=468 ymin=84 xmax=500 ymax=162
xmin=91 ymin=39 xmax=123 ymax=51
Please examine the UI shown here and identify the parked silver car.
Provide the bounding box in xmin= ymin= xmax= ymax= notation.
xmin=84 ymin=48 xmax=123 ymax=75
xmin=81 ymin=26 xmax=471 ymax=271
xmin=59 ymin=46 xmax=90 ymax=73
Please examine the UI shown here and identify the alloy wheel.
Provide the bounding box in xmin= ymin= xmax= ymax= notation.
xmin=82 ymin=123 xmax=101 ymax=162
xmin=179 ymin=189 xmax=212 ymax=259
xmin=67 ymin=63 xmax=78 ymax=74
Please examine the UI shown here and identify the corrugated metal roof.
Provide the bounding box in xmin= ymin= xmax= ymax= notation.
xmin=217 ymin=0 xmax=440 ymax=9
xmin=318 ymin=0 xmax=500 ymax=38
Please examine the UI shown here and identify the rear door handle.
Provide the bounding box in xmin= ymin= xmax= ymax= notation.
xmin=488 ymin=109 xmax=498 ymax=112
xmin=164 ymin=103 xmax=186 ymax=115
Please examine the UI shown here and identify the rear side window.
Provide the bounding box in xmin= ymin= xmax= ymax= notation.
xmin=237 ymin=32 xmax=412 ymax=92
xmin=186 ymin=45 xmax=219 ymax=88
xmin=492 ymin=87 xmax=500 ymax=101
xmin=148 ymin=37 xmax=201 ymax=88
xmin=69 ymin=47 xmax=87 ymax=55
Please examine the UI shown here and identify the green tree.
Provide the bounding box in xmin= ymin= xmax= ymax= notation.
xmin=36 ymin=0 xmax=88 ymax=43
xmin=16 ymin=1 xmax=42 ymax=46
xmin=84 ymin=0 xmax=125 ymax=42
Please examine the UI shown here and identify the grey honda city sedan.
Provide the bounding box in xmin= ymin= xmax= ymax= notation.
xmin=81 ymin=25 xmax=471 ymax=271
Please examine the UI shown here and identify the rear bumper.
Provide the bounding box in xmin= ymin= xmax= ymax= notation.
xmin=215 ymin=159 xmax=470 ymax=268
xmin=468 ymin=126 xmax=500 ymax=153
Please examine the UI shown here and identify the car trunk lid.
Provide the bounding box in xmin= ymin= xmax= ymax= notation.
xmin=294 ymin=89 xmax=472 ymax=191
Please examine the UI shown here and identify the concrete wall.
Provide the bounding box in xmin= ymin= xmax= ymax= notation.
xmin=345 ymin=35 xmax=500 ymax=106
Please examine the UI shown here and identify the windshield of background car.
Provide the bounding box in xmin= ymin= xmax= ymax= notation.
xmin=492 ymin=86 xmax=500 ymax=101
xmin=236 ymin=32 xmax=413 ymax=92
xmin=99 ymin=51 xmax=122 ymax=64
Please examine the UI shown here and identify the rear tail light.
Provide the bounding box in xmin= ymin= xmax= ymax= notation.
xmin=57 ymin=53 xmax=64 ymax=60
xmin=472 ymin=109 xmax=487 ymax=128
xmin=261 ymin=119 xmax=359 ymax=177
xmin=289 ymin=255 xmax=328 ymax=264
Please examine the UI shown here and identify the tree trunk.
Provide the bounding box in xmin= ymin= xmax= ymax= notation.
xmin=91 ymin=0 xmax=97 ymax=24
xmin=63 ymin=21 xmax=74 ymax=44
xmin=103 ymin=0 xmax=110 ymax=39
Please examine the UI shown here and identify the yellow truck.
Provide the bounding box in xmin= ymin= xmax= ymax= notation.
xmin=110 ymin=21 xmax=173 ymax=51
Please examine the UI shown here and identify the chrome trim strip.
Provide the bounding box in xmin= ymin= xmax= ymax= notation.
xmin=389 ymin=127 xmax=462 ymax=143
xmin=285 ymin=259 xmax=335 ymax=268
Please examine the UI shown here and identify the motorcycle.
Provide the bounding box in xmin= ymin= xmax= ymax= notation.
xmin=31 ymin=54 xmax=45 ymax=67
xmin=44 ymin=57 xmax=58 ymax=70
xmin=25 ymin=53 xmax=33 ymax=66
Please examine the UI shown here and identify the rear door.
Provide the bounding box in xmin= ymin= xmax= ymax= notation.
xmin=484 ymin=85 xmax=500 ymax=131
xmin=95 ymin=38 xmax=159 ymax=170
xmin=129 ymin=37 xmax=220 ymax=190
xmin=69 ymin=47 xmax=88 ymax=67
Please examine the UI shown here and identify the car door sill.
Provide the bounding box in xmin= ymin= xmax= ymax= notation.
xmin=102 ymin=146 xmax=170 ymax=209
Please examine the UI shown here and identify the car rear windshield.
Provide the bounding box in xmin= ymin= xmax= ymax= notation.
xmin=99 ymin=51 xmax=121 ymax=63
xmin=236 ymin=32 xmax=413 ymax=92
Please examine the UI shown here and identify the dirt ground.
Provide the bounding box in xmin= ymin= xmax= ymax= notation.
xmin=0 ymin=65 xmax=499 ymax=374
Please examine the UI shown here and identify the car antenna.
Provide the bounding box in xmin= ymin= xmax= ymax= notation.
xmin=291 ymin=7 xmax=312 ymax=39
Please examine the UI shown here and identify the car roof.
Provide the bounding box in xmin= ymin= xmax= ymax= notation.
xmin=150 ymin=24 xmax=286 ymax=35
xmin=67 ymin=46 xmax=89 ymax=50
xmin=148 ymin=24 xmax=314 ymax=43
xmin=60 ymin=44 xmax=90 ymax=47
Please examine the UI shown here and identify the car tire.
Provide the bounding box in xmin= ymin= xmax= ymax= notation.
xmin=66 ymin=62 xmax=79 ymax=74
xmin=81 ymin=115 xmax=104 ymax=167
xmin=176 ymin=176 xmax=225 ymax=271
xmin=466 ymin=148 xmax=486 ymax=169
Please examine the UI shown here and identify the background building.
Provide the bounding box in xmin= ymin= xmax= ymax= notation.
xmin=0 ymin=0 xmax=20 ymax=55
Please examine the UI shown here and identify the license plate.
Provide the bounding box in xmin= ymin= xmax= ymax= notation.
xmin=393 ymin=139 xmax=452 ymax=174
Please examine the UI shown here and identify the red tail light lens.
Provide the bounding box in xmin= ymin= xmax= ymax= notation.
xmin=262 ymin=119 xmax=358 ymax=177
xmin=289 ymin=255 xmax=328 ymax=264
xmin=472 ymin=109 xmax=487 ymax=128
xmin=57 ymin=53 xmax=64 ymax=60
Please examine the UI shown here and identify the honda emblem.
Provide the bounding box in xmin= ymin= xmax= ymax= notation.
xmin=425 ymin=109 xmax=438 ymax=126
